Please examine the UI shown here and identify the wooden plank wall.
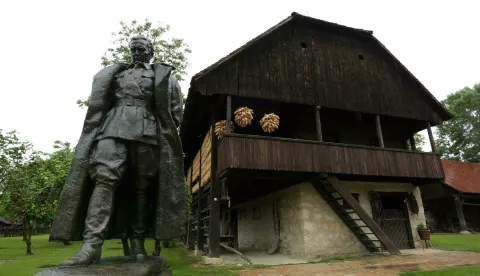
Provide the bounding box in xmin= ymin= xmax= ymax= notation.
xmin=187 ymin=129 xmax=213 ymax=193
xmin=217 ymin=134 xmax=444 ymax=179
xmin=199 ymin=21 xmax=443 ymax=124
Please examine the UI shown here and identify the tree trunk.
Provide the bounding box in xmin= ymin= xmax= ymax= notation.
xmin=25 ymin=220 xmax=33 ymax=255
xmin=22 ymin=217 xmax=27 ymax=241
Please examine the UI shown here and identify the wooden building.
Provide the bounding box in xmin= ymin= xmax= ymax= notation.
xmin=180 ymin=12 xmax=452 ymax=258
xmin=421 ymin=160 xmax=480 ymax=234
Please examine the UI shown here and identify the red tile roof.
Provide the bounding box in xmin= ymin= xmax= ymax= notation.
xmin=442 ymin=159 xmax=480 ymax=194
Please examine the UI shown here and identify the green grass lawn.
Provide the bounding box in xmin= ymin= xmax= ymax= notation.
xmin=401 ymin=265 xmax=480 ymax=276
xmin=0 ymin=235 xmax=241 ymax=276
xmin=2 ymin=234 xmax=480 ymax=276
xmin=429 ymin=233 xmax=480 ymax=252
xmin=399 ymin=233 xmax=480 ymax=276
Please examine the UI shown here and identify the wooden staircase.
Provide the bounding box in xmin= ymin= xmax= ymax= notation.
xmin=312 ymin=175 xmax=401 ymax=255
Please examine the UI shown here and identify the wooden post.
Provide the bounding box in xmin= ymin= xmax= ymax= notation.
xmin=375 ymin=115 xmax=385 ymax=148
xmin=190 ymin=164 xmax=194 ymax=186
xmin=454 ymin=196 xmax=470 ymax=234
xmin=209 ymin=117 xmax=221 ymax=257
xmin=409 ymin=135 xmax=416 ymax=151
xmin=187 ymin=165 xmax=195 ymax=249
xmin=315 ymin=106 xmax=323 ymax=142
xmin=426 ymin=122 xmax=436 ymax=153
xmin=196 ymin=147 xmax=204 ymax=251
xmin=226 ymin=95 xmax=232 ymax=133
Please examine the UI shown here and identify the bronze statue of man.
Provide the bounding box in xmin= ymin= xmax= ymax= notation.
xmin=49 ymin=35 xmax=186 ymax=267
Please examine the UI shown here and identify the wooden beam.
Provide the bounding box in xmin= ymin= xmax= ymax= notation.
xmin=209 ymin=117 xmax=221 ymax=257
xmin=409 ymin=135 xmax=416 ymax=151
xmin=454 ymin=195 xmax=470 ymax=233
xmin=226 ymin=95 xmax=232 ymax=133
xmin=187 ymin=161 xmax=195 ymax=249
xmin=315 ymin=106 xmax=323 ymax=142
xmin=427 ymin=122 xmax=436 ymax=153
xmin=375 ymin=115 xmax=385 ymax=148
xmin=196 ymin=147 xmax=204 ymax=251
xmin=190 ymin=163 xmax=193 ymax=188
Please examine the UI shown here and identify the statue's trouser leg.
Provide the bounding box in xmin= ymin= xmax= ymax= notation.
xmin=60 ymin=139 xmax=127 ymax=267
xmin=84 ymin=138 xmax=128 ymax=245
xmin=129 ymin=142 xmax=158 ymax=260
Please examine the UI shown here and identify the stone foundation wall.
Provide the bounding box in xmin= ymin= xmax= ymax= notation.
xmin=299 ymin=183 xmax=366 ymax=257
xmin=233 ymin=181 xmax=426 ymax=258
xmin=234 ymin=184 xmax=305 ymax=256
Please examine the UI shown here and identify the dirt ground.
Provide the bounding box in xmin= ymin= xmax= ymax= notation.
xmin=235 ymin=249 xmax=480 ymax=276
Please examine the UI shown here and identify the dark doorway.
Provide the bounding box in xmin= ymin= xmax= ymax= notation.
xmin=371 ymin=192 xmax=414 ymax=249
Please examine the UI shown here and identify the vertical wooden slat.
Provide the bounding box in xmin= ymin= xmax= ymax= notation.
xmin=226 ymin=96 xmax=232 ymax=133
xmin=238 ymin=54 xmax=247 ymax=97
xmin=229 ymin=59 xmax=238 ymax=95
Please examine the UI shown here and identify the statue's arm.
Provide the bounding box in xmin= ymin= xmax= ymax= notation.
xmin=82 ymin=69 xmax=114 ymax=133
xmin=169 ymin=75 xmax=183 ymax=129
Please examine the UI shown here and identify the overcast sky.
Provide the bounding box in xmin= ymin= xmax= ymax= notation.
xmin=0 ymin=0 xmax=478 ymax=152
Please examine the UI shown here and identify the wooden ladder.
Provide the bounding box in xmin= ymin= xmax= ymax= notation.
xmin=190 ymin=184 xmax=211 ymax=252
xmin=312 ymin=175 xmax=401 ymax=255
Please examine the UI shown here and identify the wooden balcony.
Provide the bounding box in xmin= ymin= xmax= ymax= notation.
xmin=217 ymin=133 xmax=444 ymax=180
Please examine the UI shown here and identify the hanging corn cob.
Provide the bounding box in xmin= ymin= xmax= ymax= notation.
xmin=214 ymin=120 xmax=234 ymax=139
xmin=234 ymin=107 xmax=254 ymax=127
xmin=260 ymin=113 xmax=280 ymax=133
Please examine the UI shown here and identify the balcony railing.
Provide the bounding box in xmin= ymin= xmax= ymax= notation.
xmin=216 ymin=133 xmax=444 ymax=179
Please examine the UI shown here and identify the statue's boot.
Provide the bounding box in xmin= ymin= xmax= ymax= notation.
xmin=60 ymin=184 xmax=114 ymax=267
xmin=130 ymin=193 xmax=148 ymax=261
xmin=59 ymin=243 xmax=101 ymax=267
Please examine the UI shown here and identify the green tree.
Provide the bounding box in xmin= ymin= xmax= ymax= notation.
xmin=407 ymin=133 xmax=426 ymax=152
xmin=0 ymin=132 xmax=74 ymax=254
xmin=77 ymin=19 xmax=191 ymax=108
xmin=436 ymin=83 xmax=480 ymax=162
xmin=0 ymin=130 xmax=32 ymax=194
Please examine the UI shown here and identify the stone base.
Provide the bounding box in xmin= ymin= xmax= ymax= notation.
xmin=202 ymin=256 xmax=224 ymax=265
xmin=34 ymin=256 xmax=172 ymax=276
xmin=459 ymin=230 xmax=472 ymax=234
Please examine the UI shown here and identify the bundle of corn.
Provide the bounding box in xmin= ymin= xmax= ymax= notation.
xmin=234 ymin=107 xmax=254 ymax=127
xmin=214 ymin=120 xmax=234 ymax=138
xmin=260 ymin=113 xmax=280 ymax=133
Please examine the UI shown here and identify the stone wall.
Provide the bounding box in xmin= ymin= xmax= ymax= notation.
xmin=299 ymin=183 xmax=367 ymax=257
xmin=234 ymin=184 xmax=305 ymax=256
xmin=232 ymin=181 xmax=427 ymax=258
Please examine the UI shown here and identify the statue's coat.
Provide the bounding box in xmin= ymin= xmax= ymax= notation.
xmin=49 ymin=63 xmax=186 ymax=241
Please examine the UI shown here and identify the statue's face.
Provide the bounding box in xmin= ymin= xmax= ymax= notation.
xmin=130 ymin=40 xmax=152 ymax=63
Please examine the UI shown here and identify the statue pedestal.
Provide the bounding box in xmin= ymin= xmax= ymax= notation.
xmin=34 ymin=256 xmax=172 ymax=276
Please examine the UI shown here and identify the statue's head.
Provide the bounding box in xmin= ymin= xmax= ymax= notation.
xmin=129 ymin=35 xmax=154 ymax=64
